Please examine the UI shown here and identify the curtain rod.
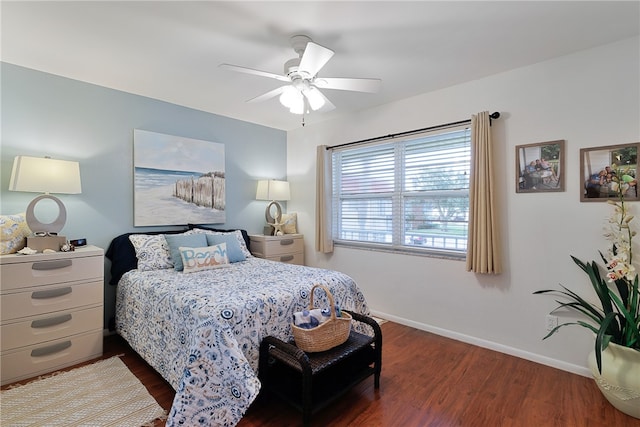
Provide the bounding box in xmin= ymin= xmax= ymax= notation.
xmin=326 ymin=112 xmax=500 ymax=151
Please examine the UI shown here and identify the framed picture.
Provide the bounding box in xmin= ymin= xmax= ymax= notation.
xmin=133 ymin=129 xmax=226 ymax=226
xmin=580 ymin=142 xmax=639 ymax=202
xmin=516 ymin=140 xmax=565 ymax=193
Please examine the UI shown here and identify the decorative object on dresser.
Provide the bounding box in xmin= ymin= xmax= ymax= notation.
xmin=8 ymin=155 xmax=82 ymax=252
xmin=256 ymin=179 xmax=290 ymax=235
xmin=0 ymin=245 xmax=104 ymax=385
xmin=250 ymin=233 xmax=304 ymax=265
xmin=280 ymin=212 xmax=298 ymax=234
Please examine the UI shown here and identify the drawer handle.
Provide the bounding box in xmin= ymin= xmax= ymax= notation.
xmin=280 ymin=239 xmax=294 ymax=246
xmin=280 ymin=255 xmax=294 ymax=262
xmin=32 ymin=260 xmax=73 ymax=271
xmin=31 ymin=340 xmax=71 ymax=357
xmin=31 ymin=287 xmax=72 ymax=299
xmin=31 ymin=314 xmax=73 ymax=329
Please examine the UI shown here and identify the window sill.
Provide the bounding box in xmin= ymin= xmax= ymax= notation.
xmin=333 ymin=241 xmax=466 ymax=261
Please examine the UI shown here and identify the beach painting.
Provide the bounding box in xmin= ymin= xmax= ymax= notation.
xmin=133 ymin=129 xmax=226 ymax=226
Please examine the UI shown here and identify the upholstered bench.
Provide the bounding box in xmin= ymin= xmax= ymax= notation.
xmin=258 ymin=311 xmax=382 ymax=426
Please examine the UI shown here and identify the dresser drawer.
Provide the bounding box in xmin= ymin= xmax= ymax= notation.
xmin=0 ymin=253 xmax=103 ymax=291
xmin=253 ymin=236 xmax=303 ymax=256
xmin=0 ymin=280 xmax=103 ymax=321
xmin=265 ymin=252 xmax=305 ymax=265
xmin=1 ymin=330 xmax=103 ymax=385
xmin=1 ymin=306 xmax=103 ymax=350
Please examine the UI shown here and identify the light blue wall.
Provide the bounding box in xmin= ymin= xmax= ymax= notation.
xmin=0 ymin=63 xmax=287 ymax=327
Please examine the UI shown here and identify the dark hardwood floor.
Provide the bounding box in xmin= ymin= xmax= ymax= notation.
xmin=5 ymin=321 xmax=639 ymax=426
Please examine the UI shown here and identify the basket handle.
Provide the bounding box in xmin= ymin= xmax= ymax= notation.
xmin=309 ymin=284 xmax=337 ymax=321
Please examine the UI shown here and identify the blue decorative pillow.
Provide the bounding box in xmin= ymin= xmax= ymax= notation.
xmin=205 ymin=233 xmax=246 ymax=263
xmin=164 ymin=233 xmax=208 ymax=271
xmin=179 ymin=243 xmax=230 ymax=273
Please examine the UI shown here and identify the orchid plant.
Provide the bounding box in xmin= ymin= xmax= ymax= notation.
xmin=534 ymin=185 xmax=640 ymax=374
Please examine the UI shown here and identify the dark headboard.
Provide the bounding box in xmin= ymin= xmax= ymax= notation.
xmin=105 ymin=225 xmax=250 ymax=285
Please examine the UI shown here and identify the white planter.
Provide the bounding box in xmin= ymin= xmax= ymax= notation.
xmin=588 ymin=342 xmax=640 ymax=419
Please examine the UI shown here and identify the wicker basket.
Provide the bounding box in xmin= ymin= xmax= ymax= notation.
xmin=292 ymin=284 xmax=352 ymax=352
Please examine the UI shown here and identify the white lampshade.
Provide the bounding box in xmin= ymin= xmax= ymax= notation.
xmin=256 ymin=180 xmax=290 ymax=230
xmin=279 ymin=85 xmax=308 ymax=115
xmin=256 ymin=179 xmax=290 ymax=201
xmin=304 ymin=86 xmax=326 ymax=111
xmin=8 ymin=156 xmax=82 ymax=235
xmin=9 ymin=156 xmax=82 ymax=194
xmin=279 ymin=86 xmax=299 ymax=109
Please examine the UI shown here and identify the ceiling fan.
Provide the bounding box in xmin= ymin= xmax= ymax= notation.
xmin=219 ymin=35 xmax=381 ymax=115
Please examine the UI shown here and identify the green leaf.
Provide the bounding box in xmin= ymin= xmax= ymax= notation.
xmin=542 ymin=322 xmax=584 ymax=339
xmin=608 ymin=288 xmax=640 ymax=347
xmin=594 ymin=312 xmax=618 ymax=374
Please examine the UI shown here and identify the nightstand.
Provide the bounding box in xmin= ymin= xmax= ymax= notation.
xmin=0 ymin=245 xmax=104 ymax=385
xmin=249 ymin=234 xmax=304 ymax=265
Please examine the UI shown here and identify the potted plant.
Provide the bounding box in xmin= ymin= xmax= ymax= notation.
xmin=534 ymin=177 xmax=639 ymax=418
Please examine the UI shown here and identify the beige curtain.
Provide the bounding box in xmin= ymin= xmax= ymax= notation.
xmin=466 ymin=111 xmax=502 ymax=274
xmin=315 ymin=145 xmax=334 ymax=253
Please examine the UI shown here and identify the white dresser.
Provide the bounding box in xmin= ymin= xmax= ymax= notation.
xmin=249 ymin=234 xmax=304 ymax=265
xmin=0 ymin=245 xmax=104 ymax=385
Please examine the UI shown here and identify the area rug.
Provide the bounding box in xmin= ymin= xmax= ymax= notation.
xmin=372 ymin=316 xmax=388 ymax=325
xmin=1 ymin=356 xmax=166 ymax=427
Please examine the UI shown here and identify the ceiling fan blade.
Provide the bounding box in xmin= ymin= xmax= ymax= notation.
xmin=298 ymin=42 xmax=334 ymax=77
xmin=247 ymin=86 xmax=287 ymax=103
xmin=219 ymin=63 xmax=290 ymax=82
xmin=315 ymin=77 xmax=381 ymax=93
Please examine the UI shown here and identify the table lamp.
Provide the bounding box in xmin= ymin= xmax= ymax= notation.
xmin=256 ymin=179 xmax=290 ymax=235
xmin=8 ymin=155 xmax=82 ymax=251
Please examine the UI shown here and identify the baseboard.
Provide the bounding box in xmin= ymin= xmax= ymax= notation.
xmin=369 ymin=309 xmax=592 ymax=378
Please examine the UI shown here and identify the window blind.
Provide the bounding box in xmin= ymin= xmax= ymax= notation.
xmin=331 ymin=124 xmax=471 ymax=256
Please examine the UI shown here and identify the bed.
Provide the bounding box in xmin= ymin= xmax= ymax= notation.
xmin=106 ymin=225 xmax=369 ymax=427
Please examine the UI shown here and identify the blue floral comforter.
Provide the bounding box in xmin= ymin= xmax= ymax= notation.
xmin=115 ymin=257 xmax=368 ymax=426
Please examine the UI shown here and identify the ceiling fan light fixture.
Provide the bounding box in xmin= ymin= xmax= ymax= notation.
xmin=289 ymin=95 xmax=305 ymax=114
xmin=279 ymin=85 xmax=299 ymax=108
xmin=304 ymin=86 xmax=325 ymax=111
xmin=221 ymin=34 xmax=380 ymax=118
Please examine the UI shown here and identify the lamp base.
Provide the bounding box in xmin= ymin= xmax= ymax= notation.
xmin=25 ymin=194 xmax=67 ymax=235
xmin=27 ymin=235 xmax=67 ymax=252
xmin=264 ymin=201 xmax=283 ymax=224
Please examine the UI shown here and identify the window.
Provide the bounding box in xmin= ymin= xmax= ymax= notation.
xmin=331 ymin=124 xmax=471 ymax=257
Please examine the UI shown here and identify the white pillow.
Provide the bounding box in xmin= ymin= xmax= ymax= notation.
xmin=128 ymin=234 xmax=173 ymax=271
xmin=0 ymin=213 xmax=31 ymax=254
xmin=179 ymin=243 xmax=230 ymax=273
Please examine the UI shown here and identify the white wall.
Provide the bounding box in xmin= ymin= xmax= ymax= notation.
xmin=287 ymin=37 xmax=640 ymax=375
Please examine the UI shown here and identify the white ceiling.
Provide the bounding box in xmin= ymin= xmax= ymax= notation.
xmin=2 ymin=1 xmax=639 ymax=131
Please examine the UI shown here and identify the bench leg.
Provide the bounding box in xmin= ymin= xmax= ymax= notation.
xmin=302 ymin=372 xmax=312 ymax=426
